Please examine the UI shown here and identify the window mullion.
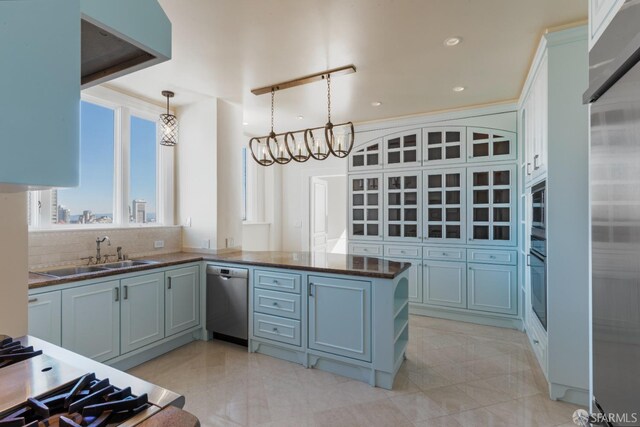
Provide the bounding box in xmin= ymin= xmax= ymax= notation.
xmin=115 ymin=106 xmax=130 ymax=225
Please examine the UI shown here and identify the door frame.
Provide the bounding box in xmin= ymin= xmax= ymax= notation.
xmin=302 ymin=169 xmax=347 ymax=252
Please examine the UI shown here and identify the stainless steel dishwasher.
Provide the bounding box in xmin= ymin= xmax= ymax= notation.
xmin=206 ymin=265 xmax=249 ymax=345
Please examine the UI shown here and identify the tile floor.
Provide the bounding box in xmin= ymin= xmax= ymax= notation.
xmin=128 ymin=315 xmax=584 ymax=426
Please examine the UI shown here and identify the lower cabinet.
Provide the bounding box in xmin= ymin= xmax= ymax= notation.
xmin=165 ymin=265 xmax=200 ymax=336
xmin=62 ymin=280 xmax=120 ymax=363
xmin=27 ymin=290 xmax=61 ymax=346
xmin=467 ymin=263 xmax=517 ymax=315
xmin=423 ymin=260 xmax=467 ymax=308
xmin=120 ymin=272 xmax=165 ymax=354
xmin=308 ymin=275 xmax=371 ymax=362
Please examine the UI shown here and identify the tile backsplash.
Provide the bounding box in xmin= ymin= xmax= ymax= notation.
xmin=29 ymin=226 xmax=182 ymax=270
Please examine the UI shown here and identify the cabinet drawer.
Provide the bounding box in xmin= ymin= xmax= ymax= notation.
xmin=253 ymin=313 xmax=301 ymax=347
xmin=255 ymin=270 xmax=301 ymax=294
xmin=348 ymin=243 xmax=383 ymax=256
xmin=467 ymin=249 xmax=517 ymax=265
xmin=423 ymin=246 xmax=466 ymax=261
xmin=254 ymin=288 xmax=301 ymax=320
xmin=384 ymin=245 xmax=422 ymax=258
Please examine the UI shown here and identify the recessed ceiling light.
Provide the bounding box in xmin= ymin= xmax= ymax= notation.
xmin=243 ymin=122 xmax=249 ymax=126
xmin=371 ymin=101 xmax=382 ymax=107
xmin=444 ymin=37 xmax=462 ymax=47
xmin=297 ymin=115 xmax=304 ymax=120
xmin=452 ymin=86 xmax=465 ymax=92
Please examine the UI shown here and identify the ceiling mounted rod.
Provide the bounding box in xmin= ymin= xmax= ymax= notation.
xmin=251 ymin=65 xmax=356 ymax=96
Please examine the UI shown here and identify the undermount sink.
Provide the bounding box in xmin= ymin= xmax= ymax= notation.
xmin=38 ymin=265 xmax=109 ymax=277
xmin=101 ymin=260 xmax=158 ymax=269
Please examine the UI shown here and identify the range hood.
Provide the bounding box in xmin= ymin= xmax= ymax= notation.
xmin=80 ymin=0 xmax=171 ymax=89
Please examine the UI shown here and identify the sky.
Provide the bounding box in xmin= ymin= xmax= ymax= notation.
xmin=58 ymin=101 xmax=156 ymax=217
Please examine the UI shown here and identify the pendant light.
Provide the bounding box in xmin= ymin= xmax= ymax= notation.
xmin=248 ymin=65 xmax=356 ymax=166
xmin=159 ymin=90 xmax=178 ymax=146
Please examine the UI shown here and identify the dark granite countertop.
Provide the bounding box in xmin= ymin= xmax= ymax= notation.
xmin=29 ymin=251 xmax=411 ymax=289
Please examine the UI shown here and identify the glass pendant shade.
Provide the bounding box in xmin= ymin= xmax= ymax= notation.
xmin=159 ymin=90 xmax=178 ymax=146
xmin=304 ymin=127 xmax=331 ymax=160
xmin=249 ymin=136 xmax=275 ymax=166
xmin=326 ymin=122 xmax=355 ymax=158
xmin=285 ymin=131 xmax=310 ymax=162
xmin=267 ymin=133 xmax=291 ymax=164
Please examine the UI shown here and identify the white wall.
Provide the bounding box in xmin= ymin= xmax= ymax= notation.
xmin=176 ymin=98 xmax=218 ymax=250
xmin=324 ymin=176 xmax=347 ymax=240
xmin=216 ymin=99 xmax=244 ymax=249
xmin=0 ymin=192 xmax=28 ymax=337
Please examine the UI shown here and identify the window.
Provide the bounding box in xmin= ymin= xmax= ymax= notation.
xmin=56 ymin=101 xmax=115 ymax=224
xmin=29 ymin=90 xmax=173 ymax=229
xmin=130 ymin=116 xmax=157 ymax=223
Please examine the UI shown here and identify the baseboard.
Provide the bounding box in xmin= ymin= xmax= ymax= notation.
xmin=410 ymin=304 xmax=523 ymax=330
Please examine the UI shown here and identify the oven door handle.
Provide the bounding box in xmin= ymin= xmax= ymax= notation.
xmin=527 ymin=254 xmax=531 ymax=266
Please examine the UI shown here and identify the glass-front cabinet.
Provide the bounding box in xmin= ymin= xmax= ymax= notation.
xmin=349 ymin=139 xmax=382 ymax=172
xmin=349 ymin=174 xmax=383 ymax=240
xmin=383 ymin=130 xmax=422 ymax=168
xmin=384 ymin=172 xmax=422 ymax=242
xmin=467 ymin=165 xmax=517 ymax=246
xmin=423 ymin=168 xmax=466 ymax=243
xmin=422 ymin=127 xmax=466 ymax=165
xmin=467 ymin=128 xmax=516 ymax=162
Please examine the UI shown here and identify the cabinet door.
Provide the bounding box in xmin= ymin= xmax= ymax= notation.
xmin=349 ymin=174 xmax=383 ymax=240
xmin=386 ymin=257 xmax=422 ymax=303
xmin=349 ymin=140 xmax=383 ymax=171
xmin=467 ymin=263 xmax=517 ymax=315
xmin=423 ymin=168 xmax=466 ymax=243
xmin=589 ymin=0 xmax=625 ymax=50
xmin=62 ymin=281 xmax=120 ymax=362
xmin=121 ymin=272 xmax=165 ymax=354
xmin=384 ymin=171 xmax=422 ymax=242
xmin=467 ymin=165 xmax=517 ymax=246
xmin=423 ymin=261 xmax=467 ymax=308
xmin=308 ymin=276 xmax=371 ymax=362
xmin=467 ymin=128 xmax=516 ymax=162
xmin=384 ymin=130 xmax=422 ymax=168
xmin=28 ymin=291 xmax=61 ymax=346
xmin=531 ymin=55 xmax=548 ymax=181
xmin=422 ymin=127 xmax=466 ymax=165
xmin=166 ymin=266 xmax=200 ymax=336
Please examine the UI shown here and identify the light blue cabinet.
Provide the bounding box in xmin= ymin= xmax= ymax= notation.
xmin=121 ymin=272 xmax=165 ymax=354
xmin=62 ymin=280 xmax=120 ymax=362
xmin=386 ymin=256 xmax=422 ymax=303
xmin=423 ymin=260 xmax=467 ymax=308
xmin=1 ymin=0 xmax=80 ymax=190
xmin=308 ymin=276 xmax=371 ymax=362
xmin=28 ymin=290 xmax=62 ymax=346
xmin=165 ymin=266 xmax=200 ymax=336
xmin=467 ymin=263 xmax=517 ymax=315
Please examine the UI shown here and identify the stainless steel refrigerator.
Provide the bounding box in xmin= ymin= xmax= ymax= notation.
xmin=585 ymin=1 xmax=640 ymax=425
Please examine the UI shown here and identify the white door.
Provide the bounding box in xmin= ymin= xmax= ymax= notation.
xmin=311 ymin=177 xmax=329 ymax=253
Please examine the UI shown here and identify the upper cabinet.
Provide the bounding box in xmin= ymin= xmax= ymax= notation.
xmin=522 ymin=54 xmax=548 ymax=184
xmin=349 ymin=174 xmax=383 ymax=240
xmin=1 ymin=0 xmax=80 ymax=191
xmin=383 ymin=130 xmax=422 ymax=168
xmin=422 ymin=127 xmax=466 ymax=165
xmin=467 ymin=128 xmax=516 ymax=163
xmin=588 ymin=0 xmax=625 ymax=50
xmin=350 ymin=140 xmax=383 ymax=172
xmin=0 ymin=0 xmax=171 ymax=191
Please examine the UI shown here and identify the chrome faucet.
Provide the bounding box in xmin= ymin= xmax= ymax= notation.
xmin=117 ymin=246 xmax=123 ymax=261
xmin=96 ymin=236 xmax=111 ymax=262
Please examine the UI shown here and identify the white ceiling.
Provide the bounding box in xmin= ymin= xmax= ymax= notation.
xmin=108 ymin=0 xmax=586 ymax=136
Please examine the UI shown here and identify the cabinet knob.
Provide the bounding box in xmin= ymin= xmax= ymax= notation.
xmin=489 ymin=255 xmax=496 ymax=259
xmin=401 ymin=250 xmax=406 ymax=254
xmin=273 ymin=327 xmax=278 ymax=333
xmin=272 ymin=301 xmax=279 ymax=306
xmin=441 ymin=252 xmax=447 ymax=256
xmin=273 ymin=279 xmax=279 ymax=284
xmin=533 ymin=339 xmax=539 ymax=345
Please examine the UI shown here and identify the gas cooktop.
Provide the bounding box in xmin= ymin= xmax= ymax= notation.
xmin=0 ymin=336 xmax=183 ymax=427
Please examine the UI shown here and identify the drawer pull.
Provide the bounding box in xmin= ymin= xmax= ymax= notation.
xmin=489 ymin=255 xmax=496 ymax=259
xmin=272 ymin=301 xmax=279 ymax=306
xmin=272 ymin=327 xmax=278 ymax=333
xmin=442 ymin=252 xmax=447 ymax=256
xmin=533 ymin=339 xmax=540 ymax=345
xmin=28 ymin=297 xmax=38 ymax=303
xmin=400 ymin=250 xmax=406 ymax=254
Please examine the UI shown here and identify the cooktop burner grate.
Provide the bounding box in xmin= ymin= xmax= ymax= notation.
xmin=0 ymin=372 xmax=150 ymax=427
xmin=0 ymin=337 xmax=42 ymax=369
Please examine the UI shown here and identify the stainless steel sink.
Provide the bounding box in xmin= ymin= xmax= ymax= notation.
xmin=101 ymin=260 xmax=158 ymax=269
xmin=38 ymin=266 xmax=109 ymax=277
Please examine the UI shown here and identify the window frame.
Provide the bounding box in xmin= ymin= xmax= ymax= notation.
xmin=29 ymin=87 xmax=174 ymax=230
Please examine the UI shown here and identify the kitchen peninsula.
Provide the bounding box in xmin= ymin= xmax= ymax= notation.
xmin=28 ymin=251 xmax=411 ymax=390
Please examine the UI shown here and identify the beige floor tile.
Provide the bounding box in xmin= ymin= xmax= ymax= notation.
xmin=126 ymin=315 xmax=579 ymax=427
